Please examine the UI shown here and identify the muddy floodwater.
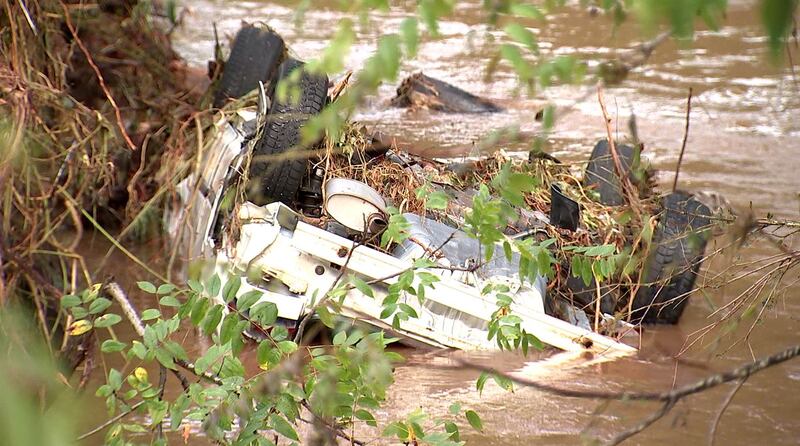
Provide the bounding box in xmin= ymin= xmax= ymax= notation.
xmin=81 ymin=1 xmax=799 ymax=445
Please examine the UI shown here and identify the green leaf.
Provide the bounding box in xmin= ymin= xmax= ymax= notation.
xmin=527 ymin=333 xmax=544 ymax=351
xmin=219 ymin=313 xmax=240 ymax=345
xmin=60 ymin=294 xmax=82 ymax=308
xmin=381 ymin=212 xmax=410 ymax=247
xmin=584 ymin=244 xmax=616 ymax=257
xmin=383 ymin=421 xmax=410 ymax=440
xmin=201 ymin=304 xmax=224 ymax=335
xmin=271 ymin=325 xmax=288 ymax=341
xmin=492 ymin=373 xmax=514 ymax=392
xmin=154 ymin=347 xmax=176 ymax=370
xmin=344 ymin=330 xmax=364 ymax=347
xmin=270 ymin=413 xmax=299 ymax=441
xmin=355 ymin=409 xmax=377 ymax=427
xmin=159 ymin=295 xmax=181 ymax=307
xmin=195 ymin=345 xmax=225 ymax=374
xmin=398 ymin=303 xmax=419 ymax=319
xmin=108 ymin=368 xmax=122 ymax=390
xmin=277 ymin=341 xmax=297 ymax=355
xmin=88 ymin=297 xmax=112 ymax=315
xmin=236 ymin=290 xmax=262 ymax=312
xmin=465 ymin=410 xmax=483 ymax=432
xmin=250 ymin=302 xmax=278 ymax=326
xmin=187 ymin=279 xmax=203 ymax=293
xmin=504 ymin=23 xmax=538 ymax=53
xmin=400 ymin=17 xmax=419 ymax=58
xmin=222 ymin=276 xmax=241 ymax=303
xmin=206 ymin=274 xmax=221 ymax=298
xmin=94 ymin=313 xmax=122 ymax=328
xmin=448 ymin=402 xmax=461 ymax=415
xmin=476 ymin=372 xmax=489 ymax=395
xmin=762 ymin=0 xmax=796 ymax=57
xmin=257 ymin=341 xmax=273 ymax=366
xmin=350 ymin=275 xmax=374 ymax=298
xmin=190 ymin=297 xmax=209 ymax=326
xmin=425 ymin=190 xmax=449 ymax=210
xmin=137 ymin=281 xmax=157 ymax=294
xmin=510 ymin=3 xmax=544 ymax=19
xmin=413 ymin=257 xmax=436 ymax=268
xmin=101 ymin=339 xmax=126 ymax=353
xmin=371 ymin=34 xmax=402 ymax=82
xmin=379 ymin=303 xmax=397 ymax=320
xmin=141 ymin=309 xmax=161 ymax=321
xmin=316 ymin=305 xmax=336 ymax=328
xmin=315 ymin=19 xmax=355 ymax=74
xmin=156 ymin=284 xmax=176 ymax=295
xmin=445 ymin=421 xmax=460 ymax=441
xmin=418 ymin=0 xmax=453 ymax=35
xmin=129 ymin=341 xmax=147 ymax=359
xmin=170 ymin=393 xmax=191 ymax=431
xmin=500 ymin=43 xmax=533 ymax=80
xmin=540 ymin=104 xmax=555 ymax=130
xmin=332 ymin=330 xmax=347 ymax=346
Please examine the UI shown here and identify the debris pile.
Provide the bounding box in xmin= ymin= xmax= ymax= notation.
xmin=319 ymin=128 xmax=671 ymax=327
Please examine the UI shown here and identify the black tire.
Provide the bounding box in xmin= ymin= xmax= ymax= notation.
xmin=248 ymin=59 xmax=328 ymax=205
xmin=213 ymin=24 xmax=285 ymax=108
xmin=631 ymin=192 xmax=712 ymax=324
xmin=583 ymin=139 xmax=638 ymax=206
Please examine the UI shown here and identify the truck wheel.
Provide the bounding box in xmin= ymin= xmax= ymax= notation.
xmin=213 ymin=24 xmax=285 ymax=108
xmin=583 ymin=139 xmax=638 ymax=206
xmin=631 ymin=192 xmax=711 ymax=324
xmin=248 ymin=59 xmax=328 ymax=205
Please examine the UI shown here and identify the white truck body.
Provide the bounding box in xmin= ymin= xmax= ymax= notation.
xmin=166 ymin=111 xmax=636 ymax=359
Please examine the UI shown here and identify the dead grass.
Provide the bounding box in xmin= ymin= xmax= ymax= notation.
xmin=0 ymin=0 xmax=210 ymax=338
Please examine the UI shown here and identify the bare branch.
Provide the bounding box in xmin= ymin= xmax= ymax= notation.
xmin=605 ymin=398 xmax=676 ymax=446
xmin=707 ymin=378 xmax=747 ymax=446
xmin=672 ymin=87 xmax=693 ymax=192
xmin=60 ymin=2 xmax=136 ymax=151
xmin=453 ymin=344 xmax=800 ymax=402
xmin=446 ymin=345 xmax=798 ymax=444
xmin=77 ymin=401 xmax=144 ymax=440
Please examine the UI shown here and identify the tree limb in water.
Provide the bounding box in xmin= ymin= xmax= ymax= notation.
xmin=452 ymin=344 xmax=800 ymax=443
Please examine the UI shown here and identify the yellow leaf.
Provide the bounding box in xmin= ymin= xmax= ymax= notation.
xmin=67 ymin=320 xmax=93 ymax=336
xmin=86 ymin=282 xmax=102 ymax=301
xmin=134 ymin=367 xmax=149 ymax=383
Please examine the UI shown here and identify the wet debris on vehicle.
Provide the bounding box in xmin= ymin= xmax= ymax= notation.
xmin=390 ymin=72 xmax=503 ymax=113
xmin=169 ymin=23 xmax=727 ymax=358
xmin=318 ymin=127 xmax=721 ymax=328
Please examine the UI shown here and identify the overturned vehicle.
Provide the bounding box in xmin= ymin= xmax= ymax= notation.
xmin=166 ymin=25 xmax=716 ymax=360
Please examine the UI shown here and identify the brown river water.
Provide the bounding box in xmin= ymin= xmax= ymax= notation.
xmin=81 ymin=1 xmax=799 ymax=445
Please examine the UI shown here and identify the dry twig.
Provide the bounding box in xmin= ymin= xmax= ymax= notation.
xmin=672 ymin=87 xmax=693 ymax=192
xmin=596 ymin=84 xmax=640 ymax=215
xmin=60 ymin=2 xmax=136 ymax=151
xmin=449 ymin=344 xmax=800 ymax=444
xmin=707 ymin=378 xmax=747 ymax=446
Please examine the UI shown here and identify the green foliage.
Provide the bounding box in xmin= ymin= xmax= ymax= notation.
xmin=565 ymin=243 xmax=620 ymax=286
xmin=483 ymin=283 xmax=545 ymax=353
xmin=761 ymin=0 xmax=799 ymax=57
xmin=0 ymin=309 xmax=79 ymax=446
xmin=381 ymin=207 xmax=411 ymax=247
xmin=45 ymin=2 xmax=800 ymax=444
xmin=71 ymin=272 xmax=420 ymax=445
xmin=382 ymin=405 xmax=482 ymax=446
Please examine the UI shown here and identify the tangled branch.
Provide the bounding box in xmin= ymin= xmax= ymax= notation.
xmin=452 ymin=344 xmax=800 ymax=444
